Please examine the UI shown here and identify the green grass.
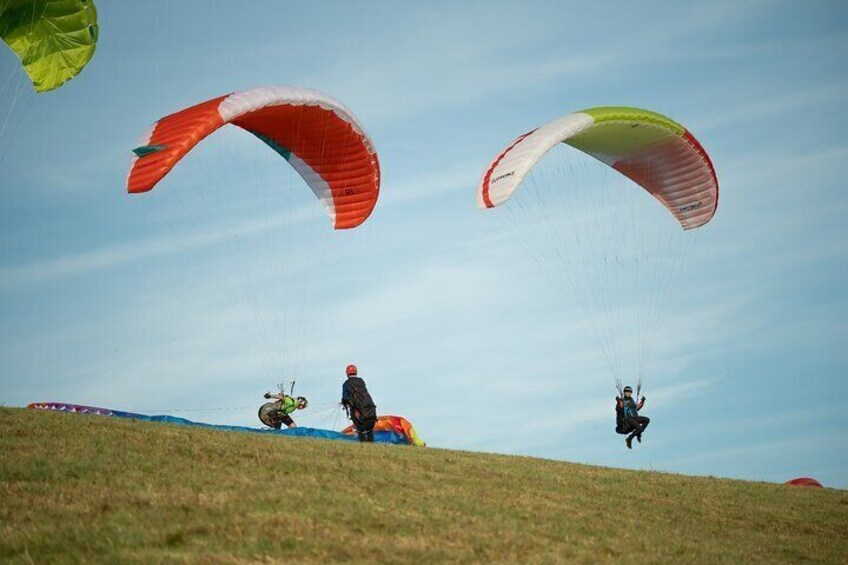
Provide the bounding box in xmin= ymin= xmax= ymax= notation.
xmin=1 ymin=407 xmax=846 ymax=564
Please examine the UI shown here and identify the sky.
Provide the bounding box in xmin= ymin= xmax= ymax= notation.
xmin=1 ymin=1 xmax=846 ymax=488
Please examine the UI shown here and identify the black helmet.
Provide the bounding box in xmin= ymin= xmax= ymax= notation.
xmin=297 ymin=396 xmax=308 ymax=409
xmin=623 ymin=386 xmax=633 ymax=393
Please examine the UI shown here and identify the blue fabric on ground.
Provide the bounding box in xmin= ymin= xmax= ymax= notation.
xmin=28 ymin=402 xmax=409 ymax=444
xmin=133 ymin=414 xmax=408 ymax=443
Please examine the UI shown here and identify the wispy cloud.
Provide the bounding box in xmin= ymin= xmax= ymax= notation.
xmin=380 ymin=166 xmax=476 ymax=206
xmin=0 ymin=206 xmax=316 ymax=290
xmin=691 ymin=83 xmax=848 ymax=133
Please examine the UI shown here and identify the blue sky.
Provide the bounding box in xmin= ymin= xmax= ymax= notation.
xmin=1 ymin=1 xmax=846 ymax=488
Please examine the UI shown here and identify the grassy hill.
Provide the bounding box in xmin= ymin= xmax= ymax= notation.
xmin=1 ymin=407 xmax=846 ymax=563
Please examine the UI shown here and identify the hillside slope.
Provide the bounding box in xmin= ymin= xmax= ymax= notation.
xmin=1 ymin=407 xmax=846 ymax=563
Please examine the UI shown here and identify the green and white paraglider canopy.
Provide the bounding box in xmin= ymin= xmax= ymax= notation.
xmin=478 ymin=106 xmax=718 ymax=230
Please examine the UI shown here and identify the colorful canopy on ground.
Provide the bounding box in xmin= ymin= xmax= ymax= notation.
xmin=127 ymin=86 xmax=381 ymax=229
xmin=0 ymin=0 xmax=98 ymax=92
xmin=785 ymin=477 xmax=823 ymax=488
xmin=342 ymin=415 xmax=425 ymax=446
xmin=477 ymin=106 xmax=718 ymax=230
xmin=27 ymin=402 xmax=411 ymax=445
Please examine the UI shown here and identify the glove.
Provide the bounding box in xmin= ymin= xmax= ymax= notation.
xmin=264 ymin=392 xmax=272 ymax=399
xmin=641 ymin=396 xmax=646 ymax=402
xmin=615 ymin=396 xmax=621 ymax=402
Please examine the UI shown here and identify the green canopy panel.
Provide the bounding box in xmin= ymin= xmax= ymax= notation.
xmin=0 ymin=0 xmax=98 ymax=92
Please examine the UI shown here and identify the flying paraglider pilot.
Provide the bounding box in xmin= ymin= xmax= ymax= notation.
xmin=341 ymin=364 xmax=377 ymax=442
xmin=616 ymin=386 xmax=649 ymax=449
xmin=263 ymin=392 xmax=308 ymax=429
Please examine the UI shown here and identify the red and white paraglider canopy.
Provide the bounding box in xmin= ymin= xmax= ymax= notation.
xmin=127 ymin=86 xmax=380 ymax=230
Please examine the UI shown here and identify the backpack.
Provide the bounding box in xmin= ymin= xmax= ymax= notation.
xmin=615 ymin=403 xmax=633 ymax=435
xmin=346 ymin=377 xmax=376 ymax=418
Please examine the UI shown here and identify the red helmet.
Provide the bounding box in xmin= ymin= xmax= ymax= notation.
xmin=346 ymin=364 xmax=358 ymax=376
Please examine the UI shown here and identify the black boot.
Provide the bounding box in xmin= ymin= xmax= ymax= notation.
xmin=357 ymin=432 xmax=367 ymax=443
xmin=365 ymin=430 xmax=374 ymax=442
xmin=626 ymin=436 xmax=633 ymax=449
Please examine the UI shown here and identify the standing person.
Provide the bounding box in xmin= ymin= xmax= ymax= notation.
xmin=616 ymin=386 xmax=649 ymax=449
xmin=341 ymin=364 xmax=377 ymax=442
